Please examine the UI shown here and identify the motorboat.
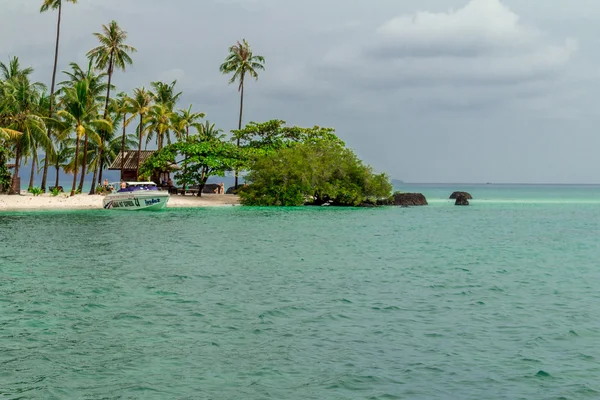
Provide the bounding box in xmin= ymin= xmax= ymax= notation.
xmin=103 ymin=181 xmax=169 ymax=211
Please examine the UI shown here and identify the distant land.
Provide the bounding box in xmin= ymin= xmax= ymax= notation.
xmin=391 ymin=179 xmax=404 ymax=187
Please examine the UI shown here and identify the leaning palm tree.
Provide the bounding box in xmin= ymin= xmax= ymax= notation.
xmin=219 ymin=39 xmax=265 ymax=187
xmin=87 ymin=21 xmax=136 ymax=189
xmin=40 ymin=0 xmax=78 ymax=192
xmin=125 ymin=87 xmax=153 ymax=179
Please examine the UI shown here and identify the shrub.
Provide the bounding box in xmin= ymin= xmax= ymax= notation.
xmin=29 ymin=187 xmax=43 ymax=196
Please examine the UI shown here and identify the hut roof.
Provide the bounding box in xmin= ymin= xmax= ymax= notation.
xmin=109 ymin=151 xmax=155 ymax=170
xmin=108 ymin=150 xmax=180 ymax=171
xmin=6 ymin=163 xmax=16 ymax=169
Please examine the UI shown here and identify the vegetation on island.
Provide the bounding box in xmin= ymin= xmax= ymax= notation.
xmin=0 ymin=1 xmax=392 ymax=206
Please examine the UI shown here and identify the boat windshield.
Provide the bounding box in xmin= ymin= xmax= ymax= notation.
xmin=117 ymin=184 xmax=159 ymax=193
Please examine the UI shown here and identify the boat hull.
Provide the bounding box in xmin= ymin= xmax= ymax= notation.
xmin=103 ymin=192 xmax=169 ymax=211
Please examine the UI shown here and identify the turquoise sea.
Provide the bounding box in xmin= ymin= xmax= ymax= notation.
xmin=2 ymin=184 xmax=600 ymax=399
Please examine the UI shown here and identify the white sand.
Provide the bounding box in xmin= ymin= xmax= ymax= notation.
xmin=0 ymin=192 xmax=240 ymax=211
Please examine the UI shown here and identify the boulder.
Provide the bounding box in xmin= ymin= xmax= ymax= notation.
xmin=379 ymin=192 xmax=428 ymax=206
xmin=455 ymin=194 xmax=469 ymax=206
xmin=449 ymin=191 xmax=472 ymax=200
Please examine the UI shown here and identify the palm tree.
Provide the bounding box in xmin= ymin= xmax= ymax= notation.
xmin=57 ymin=80 xmax=111 ymax=196
xmin=40 ymin=0 xmax=78 ymax=192
xmin=114 ymin=92 xmax=129 ymax=180
xmin=196 ymin=120 xmax=225 ymax=141
xmin=59 ymin=62 xmax=107 ymax=193
xmin=174 ymin=105 xmax=205 ymax=141
xmin=219 ymin=39 xmax=265 ymax=188
xmin=0 ymin=57 xmax=34 ymax=81
xmin=87 ymin=20 xmax=136 ymax=188
xmin=144 ymin=104 xmax=175 ymax=150
xmin=150 ymin=80 xmax=181 ymax=110
xmin=0 ymin=60 xmax=50 ymax=194
xmin=48 ymin=141 xmax=73 ymax=189
xmin=125 ymin=87 xmax=153 ymax=180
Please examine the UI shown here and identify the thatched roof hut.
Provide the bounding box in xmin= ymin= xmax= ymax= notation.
xmin=109 ymin=151 xmax=178 ymax=183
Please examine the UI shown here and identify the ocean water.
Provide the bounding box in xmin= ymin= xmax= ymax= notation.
xmin=2 ymin=184 xmax=600 ymax=399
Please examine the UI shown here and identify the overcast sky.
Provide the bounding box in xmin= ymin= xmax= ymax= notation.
xmin=1 ymin=0 xmax=598 ymax=183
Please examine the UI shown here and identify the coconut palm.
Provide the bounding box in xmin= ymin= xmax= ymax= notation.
xmin=87 ymin=21 xmax=136 ymax=188
xmin=114 ymin=92 xmax=130 ymax=180
xmin=144 ymin=104 xmax=175 ymax=150
xmin=150 ymin=80 xmax=181 ymax=110
xmin=125 ymin=87 xmax=153 ymax=179
xmin=40 ymin=0 xmax=78 ymax=192
xmin=57 ymin=80 xmax=111 ymax=196
xmin=0 ymin=65 xmax=50 ymax=194
xmin=219 ymin=39 xmax=265 ymax=187
xmin=59 ymin=62 xmax=108 ymax=193
xmin=0 ymin=57 xmax=34 ymax=81
xmin=174 ymin=105 xmax=205 ymax=141
xmin=196 ymin=120 xmax=225 ymax=141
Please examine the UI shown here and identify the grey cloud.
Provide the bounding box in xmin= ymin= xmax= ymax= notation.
xmin=1 ymin=0 xmax=599 ymax=183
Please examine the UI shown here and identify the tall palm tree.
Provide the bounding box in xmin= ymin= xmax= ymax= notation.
xmin=125 ymin=87 xmax=153 ymax=180
xmin=57 ymin=80 xmax=111 ymax=196
xmin=219 ymin=39 xmax=265 ymax=188
xmin=87 ymin=20 xmax=136 ymax=189
xmin=40 ymin=0 xmax=78 ymax=192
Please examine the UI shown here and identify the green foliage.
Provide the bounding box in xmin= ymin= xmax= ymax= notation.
xmin=29 ymin=186 xmax=43 ymax=196
xmin=50 ymin=187 xmax=62 ymax=196
xmin=239 ymin=140 xmax=392 ymax=207
xmin=231 ymin=120 xmax=342 ymax=154
xmin=0 ymin=146 xmax=11 ymax=190
xmin=140 ymin=135 xmax=244 ymax=194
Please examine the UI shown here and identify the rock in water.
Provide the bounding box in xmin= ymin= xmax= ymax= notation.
xmin=455 ymin=194 xmax=469 ymax=206
xmin=449 ymin=191 xmax=473 ymax=199
xmin=383 ymin=193 xmax=428 ymax=206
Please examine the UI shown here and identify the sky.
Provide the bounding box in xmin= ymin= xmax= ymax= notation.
xmin=1 ymin=0 xmax=598 ymax=184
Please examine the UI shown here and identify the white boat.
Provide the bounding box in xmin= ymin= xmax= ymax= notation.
xmin=103 ymin=181 xmax=169 ymax=211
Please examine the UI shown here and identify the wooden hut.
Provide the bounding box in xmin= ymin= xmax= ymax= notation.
xmin=109 ymin=150 xmax=178 ymax=185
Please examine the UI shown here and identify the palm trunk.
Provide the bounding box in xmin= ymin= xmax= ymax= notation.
xmin=89 ymin=161 xmax=98 ymax=195
xmin=120 ymin=112 xmax=127 ymax=181
xmin=96 ymin=56 xmax=114 ymax=191
xmin=78 ymin=133 xmax=88 ymax=192
xmin=234 ymin=80 xmax=244 ymax=189
xmin=55 ymin=164 xmax=60 ymax=189
xmin=71 ymin=136 xmax=80 ymax=196
xmin=136 ymin=115 xmax=143 ymax=180
xmin=41 ymin=2 xmax=63 ymax=193
xmin=10 ymin=143 xmax=21 ymax=195
xmin=28 ymin=157 xmax=36 ymax=190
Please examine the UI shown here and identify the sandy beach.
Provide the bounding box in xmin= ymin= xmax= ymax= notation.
xmin=0 ymin=192 xmax=240 ymax=211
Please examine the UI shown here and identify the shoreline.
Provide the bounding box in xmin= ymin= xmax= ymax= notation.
xmin=0 ymin=193 xmax=240 ymax=211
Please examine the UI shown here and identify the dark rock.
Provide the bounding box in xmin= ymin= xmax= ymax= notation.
xmin=202 ymin=183 xmax=225 ymax=194
xmin=455 ymin=194 xmax=469 ymax=206
xmin=449 ymin=191 xmax=473 ymax=200
xmin=378 ymin=192 xmax=428 ymax=206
